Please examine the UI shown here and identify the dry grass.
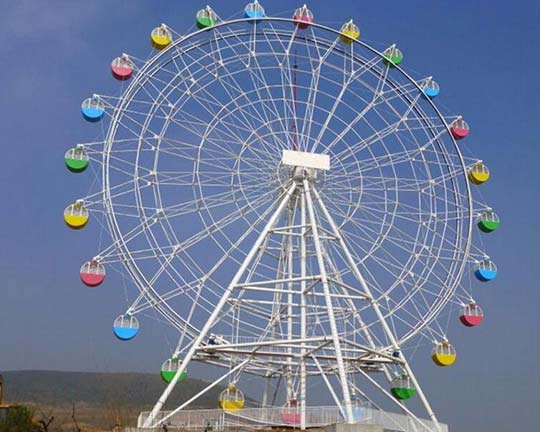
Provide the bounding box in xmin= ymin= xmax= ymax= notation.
xmin=27 ymin=401 xmax=140 ymax=431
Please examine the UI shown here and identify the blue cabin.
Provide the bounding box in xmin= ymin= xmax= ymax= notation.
xmin=474 ymin=259 xmax=497 ymax=282
xmin=422 ymin=78 xmax=440 ymax=98
xmin=81 ymin=97 xmax=105 ymax=122
xmin=113 ymin=314 xmax=139 ymax=340
xmin=245 ymin=1 xmax=265 ymax=21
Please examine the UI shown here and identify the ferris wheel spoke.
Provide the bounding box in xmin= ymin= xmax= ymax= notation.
xmin=127 ymin=78 xmax=184 ymax=120
xmin=209 ymin=28 xmax=291 ymax=153
xmin=326 ymin=93 xmax=425 ymax=162
xmin=345 ymin=228 xmax=463 ymax=302
xmin=161 ymin=181 xmax=275 ymax=221
xmin=262 ymin=26 xmax=301 ymax=148
xmin=159 ymin=81 xmax=261 ymax=153
xmin=333 ymin=203 xmax=452 ymax=262
xmin=386 ymin=285 xmax=455 ymax=336
xmin=165 ymin=186 xmax=280 ymax=252
xmin=100 ymin=106 xmax=181 ymax=155
xmin=156 ymin=170 xmax=235 ymax=187
xmin=110 ymin=188 xmax=283 ymax=315
xmin=97 ymin=94 xmax=172 ymax=117
xmin=76 ymin=137 xmax=132 ymax=149
xmin=329 ymin=171 xmax=462 ymax=194
xmin=337 ymin=109 xmax=443 ymax=163
xmin=97 ymin=182 xmax=278 ymax=264
xmin=299 ymin=38 xmax=341 ymax=151
xmin=379 ymin=80 xmax=421 ymax=100
xmin=336 ymin=138 xmax=446 ymax=175
xmin=171 ymin=46 xmax=284 ymax=154
xmin=157 ymin=141 xmax=236 ymax=166
xmin=248 ymin=38 xmax=294 ymax=143
xmin=161 ymin=111 xmax=216 ymax=139
xmin=79 ymin=175 xmax=144 ymax=206
xmin=199 ymin=100 xmax=285 ymax=163
xmin=310 ymin=54 xmax=384 ymax=154
xmin=107 ymin=77 xmax=188 ymax=133
xmin=318 ymin=197 xmax=434 ymax=286
xmin=315 ymin=57 xmax=391 ymax=156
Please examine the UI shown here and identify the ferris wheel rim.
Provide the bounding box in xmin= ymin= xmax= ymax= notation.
xmin=94 ymin=14 xmax=475 ymax=347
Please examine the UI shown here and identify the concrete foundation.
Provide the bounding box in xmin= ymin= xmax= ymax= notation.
xmin=324 ymin=424 xmax=384 ymax=432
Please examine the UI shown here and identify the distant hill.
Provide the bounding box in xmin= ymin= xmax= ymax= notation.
xmin=2 ymin=370 xmax=230 ymax=411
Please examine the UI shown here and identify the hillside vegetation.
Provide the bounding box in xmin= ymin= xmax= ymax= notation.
xmin=2 ymin=370 xmax=227 ymax=410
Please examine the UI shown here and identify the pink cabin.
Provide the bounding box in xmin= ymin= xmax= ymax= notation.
xmin=281 ymin=399 xmax=300 ymax=425
xmin=459 ymin=303 xmax=484 ymax=327
xmin=111 ymin=56 xmax=134 ymax=81
xmin=450 ymin=118 xmax=470 ymax=140
xmin=293 ymin=5 xmax=314 ymax=29
xmin=80 ymin=260 xmax=106 ymax=287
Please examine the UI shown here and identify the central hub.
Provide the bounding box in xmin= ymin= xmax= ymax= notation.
xmin=278 ymin=150 xmax=330 ymax=190
xmin=282 ymin=150 xmax=330 ymax=172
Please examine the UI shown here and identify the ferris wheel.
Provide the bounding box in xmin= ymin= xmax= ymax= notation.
xmin=65 ymin=2 xmax=500 ymax=431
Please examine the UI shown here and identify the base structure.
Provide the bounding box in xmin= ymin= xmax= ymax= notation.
xmin=142 ymin=154 xmax=444 ymax=432
xmin=137 ymin=406 xmax=447 ymax=432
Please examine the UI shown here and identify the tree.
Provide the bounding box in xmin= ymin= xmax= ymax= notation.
xmin=71 ymin=402 xmax=81 ymax=432
xmin=35 ymin=406 xmax=55 ymax=432
xmin=0 ymin=405 xmax=38 ymax=432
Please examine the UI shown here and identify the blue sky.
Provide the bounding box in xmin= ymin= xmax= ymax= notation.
xmin=0 ymin=1 xmax=538 ymax=430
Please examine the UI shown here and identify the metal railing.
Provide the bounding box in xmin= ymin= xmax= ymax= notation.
xmin=137 ymin=405 xmax=448 ymax=432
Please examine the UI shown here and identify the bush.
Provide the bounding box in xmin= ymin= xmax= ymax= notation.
xmin=0 ymin=405 xmax=38 ymax=432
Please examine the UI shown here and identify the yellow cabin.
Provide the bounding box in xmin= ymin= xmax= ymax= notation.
xmin=340 ymin=20 xmax=360 ymax=44
xmin=468 ymin=162 xmax=490 ymax=185
xmin=431 ymin=341 xmax=456 ymax=367
xmin=218 ymin=385 xmax=245 ymax=412
xmin=151 ymin=25 xmax=172 ymax=50
xmin=64 ymin=202 xmax=89 ymax=229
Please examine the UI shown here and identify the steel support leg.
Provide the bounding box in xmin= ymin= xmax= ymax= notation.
xmin=143 ymin=183 xmax=297 ymax=427
xmin=304 ymin=179 xmax=354 ymax=423
xmin=312 ymin=186 xmax=441 ymax=431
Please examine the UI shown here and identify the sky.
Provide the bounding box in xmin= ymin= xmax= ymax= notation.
xmin=0 ymin=0 xmax=538 ymax=431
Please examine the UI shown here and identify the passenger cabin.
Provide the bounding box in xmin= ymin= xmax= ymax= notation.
xmin=151 ymin=25 xmax=172 ymax=50
xmin=218 ymin=385 xmax=245 ymax=412
xmin=474 ymin=259 xmax=497 ymax=282
xmin=293 ymin=5 xmax=314 ymax=29
xmin=160 ymin=357 xmax=187 ymax=384
xmin=113 ymin=315 xmax=139 ymax=340
xmin=196 ymin=7 xmax=218 ymax=29
xmin=391 ymin=374 xmax=416 ymax=400
xmin=468 ymin=162 xmax=490 ymax=184
xmin=383 ymin=46 xmax=403 ymax=66
xmin=340 ymin=20 xmax=360 ymax=44
xmin=65 ymin=147 xmax=89 ymax=173
xmin=111 ymin=55 xmax=134 ymax=81
xmin=460 ymin=303 xmax=484 ymax=327
xmin=244 ymin=1 xmax=265 ymax=20
xmin=432 ymin=341 xmax=456 ymax=367
xmin=80 ymin=260 xmax=106 ymax=287
xmin=64 ymin=202 xmax=89 ymax=229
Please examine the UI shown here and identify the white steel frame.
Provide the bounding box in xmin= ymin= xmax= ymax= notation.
xmin=71 ymin=10 xmax=496 ymax=432
xmin=142 ymin=170 xmax=442 ymax=430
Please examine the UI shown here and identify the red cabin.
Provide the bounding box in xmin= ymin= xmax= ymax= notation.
xmin=293 ymin=5 xmax=313 ymax=29
xmin=80 ymin=260 xmax=106 ymax=287
xmin=450 ymin=118 xmax=470 ymax=140
xmin=111 ymin=55 xmax=134 ymax=81
xmin=459 ymin=303 xmax=484 ymax=327
xmin=281 ymin=399 xmax=300 ymax=425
